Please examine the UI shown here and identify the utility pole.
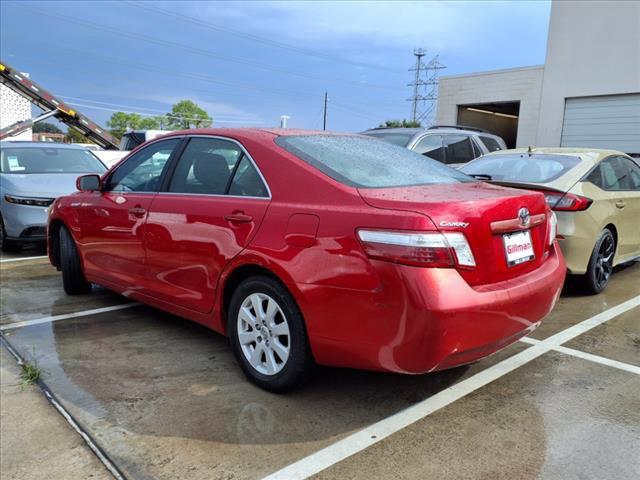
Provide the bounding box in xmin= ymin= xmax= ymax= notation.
xmin=408 ymin=48 xmax=426 ymax=123
xmin=407 ymin=49 xmax=446 ymax=126
xmin=323 ymin=91 xmax=328 ymax=131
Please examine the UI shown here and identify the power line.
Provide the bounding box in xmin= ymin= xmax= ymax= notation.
xmin=124 ymin=0 xmax=400 ymax=73
xmin=16 ymin=4 xmax=400 ymax=91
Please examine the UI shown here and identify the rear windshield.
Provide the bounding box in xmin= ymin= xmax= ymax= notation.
xmin=276 ymin=135 xmax=473 ymax=188
xmin=461 ymin=153 xmax=581 ymax=183
xmin=361 ymin=132 xmax=414 ymax=147
xmin=1 ymin=147 xmax=106 ymax=174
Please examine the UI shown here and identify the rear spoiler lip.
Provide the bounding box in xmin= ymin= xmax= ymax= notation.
xmin=487 ymin=180 xmax=566 ymax=194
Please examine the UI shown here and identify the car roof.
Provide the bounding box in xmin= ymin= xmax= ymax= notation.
xmin=0 ymin=141 xmax=91 ymax=150
xmin=361 ymin=126 xmax=502 ymax=138
xmin=158 ymin=128 xmax=363 ymax=141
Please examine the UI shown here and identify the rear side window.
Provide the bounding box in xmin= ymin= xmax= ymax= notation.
xmin=276 ymin=135 xmax=473 ymax=188
xmin=443 ymin=135 xmax=476 ymax=164
xmin=588 ymin=156 xmax=640 ymax=191
xmin=479 ymin=135 xmax=503 ymax=152
xmin=461 ymin=153 xmax=581 ymax=183
xmin=168 ymin=138 xmax=241 ymax=195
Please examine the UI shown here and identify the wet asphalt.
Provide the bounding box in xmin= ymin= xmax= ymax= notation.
xmin=0 ymin=244 xmax=638 ymax=480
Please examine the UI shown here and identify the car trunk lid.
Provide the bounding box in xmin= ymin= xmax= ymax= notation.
xmin=358 ymin=181 xmax=551 ymax=286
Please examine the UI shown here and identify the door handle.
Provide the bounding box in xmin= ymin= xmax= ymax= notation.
xmin=129 ymin=206 xmax=147 ymax=217
xmin=224 ymin=211 xmax=253 ymax=224
xmin=615 ymin=201 xmax=626 ymax=209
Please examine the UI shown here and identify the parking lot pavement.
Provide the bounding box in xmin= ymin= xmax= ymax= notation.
xmin=0 ymin=346 xmax=112 ymax=480
xmin=0 ymin=255 xmax=638 ymax=479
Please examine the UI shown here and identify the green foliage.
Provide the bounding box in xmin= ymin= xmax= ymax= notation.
xmin=166 ymin=100 xmax=212 ymax=129
xmin=32 ymin=122 xmax=63 ymax=134
xmin=65 ymin=128 xmax=91 ymax=144
xmin=379 ymin=119 xmax=422 ymax=128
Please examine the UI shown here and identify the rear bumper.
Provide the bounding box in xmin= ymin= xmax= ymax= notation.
xmin=297 ymin=243 xmax=565 ymax=374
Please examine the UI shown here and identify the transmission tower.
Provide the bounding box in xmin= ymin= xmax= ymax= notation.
xmin=407 ymin=50 xmax=446 ymax=126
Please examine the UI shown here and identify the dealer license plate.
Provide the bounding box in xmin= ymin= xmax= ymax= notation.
xmin=503 ymin=230 xmax=534 ymax=266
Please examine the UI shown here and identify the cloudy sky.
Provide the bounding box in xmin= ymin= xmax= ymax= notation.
xmin=0 ymin=1 xmax=551 ymax=132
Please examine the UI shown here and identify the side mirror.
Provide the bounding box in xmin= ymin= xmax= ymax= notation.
xmin=76 ymin=174 xmax=101 ymax=192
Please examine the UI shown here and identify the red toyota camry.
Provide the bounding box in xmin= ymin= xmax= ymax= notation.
xmin=48 ymin=129 xmax=565 ymax=391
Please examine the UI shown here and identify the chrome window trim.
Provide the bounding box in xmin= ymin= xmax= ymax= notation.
xmin=163 ymin=134 xmax=272 ymax=200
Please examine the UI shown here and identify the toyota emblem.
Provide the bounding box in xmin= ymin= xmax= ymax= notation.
xmin=518 ymin=207 xmax=531 ymax=227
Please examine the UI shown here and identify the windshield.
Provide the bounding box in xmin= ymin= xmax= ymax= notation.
xmin=276 ymin=135 xmax=473 ymax=188
xmin=362 ymin=132 xmax=414 ymax=147
xmin=461 ymin=153 xmax=581 ymax=183
xmin=0 ymin=147 xmax=107 ymax=174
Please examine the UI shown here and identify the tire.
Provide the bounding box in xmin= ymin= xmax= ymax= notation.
xmin=0 ymin=215 xmax=21 ymax=253
xmin=581 ymin=228 xmax=615 ymax=295
xmin=59 ymin=226 xmax=92 ymax=295
xmin=228 ymin=275 xmax=313 ymax=392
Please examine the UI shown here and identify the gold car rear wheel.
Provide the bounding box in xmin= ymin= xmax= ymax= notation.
xmin=582 ymin=228 xmax=615 ymax=294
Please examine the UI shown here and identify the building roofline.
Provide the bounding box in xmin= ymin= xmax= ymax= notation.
xmin=441 ymin=64 xmax=545 ymax=81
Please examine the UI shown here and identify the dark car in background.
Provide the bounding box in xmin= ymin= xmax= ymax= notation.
xmin=362 ymin=125 xmax=506 ymax=167
xmin=0 ymin=141 xmax=106 ymax=251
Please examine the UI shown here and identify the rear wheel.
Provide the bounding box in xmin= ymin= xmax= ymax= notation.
xmin=0 ymin=215 xmax=21 ymax=253
xmin=228 ymin=276 xmax=313 ymax=392
xmin=59 ymin=226 xmax=92 ymax=295
xmin=581 ymin=228 xmax=615 ymax=294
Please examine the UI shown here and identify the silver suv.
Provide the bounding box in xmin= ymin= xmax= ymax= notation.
xmin=362 ymin=125 xmax=507 ymax=168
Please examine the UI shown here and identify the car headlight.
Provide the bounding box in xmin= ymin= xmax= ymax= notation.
xmin=4 ymin=195 xmax=55 ymax=207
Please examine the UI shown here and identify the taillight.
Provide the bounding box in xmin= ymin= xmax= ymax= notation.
xmin=548 ymin=211 xmax=557 ymax=246
xmin=357 ymin=230 xmax=476 ymax=268
xmin=543 ymin=192 xmax=592 ymax=211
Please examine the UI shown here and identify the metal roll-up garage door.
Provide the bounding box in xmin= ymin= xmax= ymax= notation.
xmin=561 ymin=94 xmax=640 ymax=154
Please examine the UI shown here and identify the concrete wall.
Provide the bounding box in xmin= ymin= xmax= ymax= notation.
xmin=536 ymin=0 xmax=640 ymax=146
xmin=436 ymin=66 xmax=544 ymax=147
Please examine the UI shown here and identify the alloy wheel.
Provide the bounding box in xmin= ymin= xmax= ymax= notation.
xmin=594 ymin=232 xmax=614 ymax=291
xmin=237 ymin=293 xmax=291 ymax=376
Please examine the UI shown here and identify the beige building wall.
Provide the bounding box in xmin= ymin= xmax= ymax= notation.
xmin=536 ymin=0 xmax=640 ymax=146
xmin=436 ymin=66 xmax=544 ymax=148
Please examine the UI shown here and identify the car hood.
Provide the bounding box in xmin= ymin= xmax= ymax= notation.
xmin=1 ymin=173 xmax=84 ymax=198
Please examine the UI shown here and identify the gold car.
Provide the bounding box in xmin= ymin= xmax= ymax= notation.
xmin=461 ymin=148 xmax=640 ymax=293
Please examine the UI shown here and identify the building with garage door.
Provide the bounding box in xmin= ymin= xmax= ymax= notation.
xmin=435 ymin=0 xmax=640 ymax=154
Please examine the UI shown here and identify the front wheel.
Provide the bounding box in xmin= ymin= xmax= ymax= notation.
xmin=581 ymin=228 xmax=615 ymax=294
xmin=228 ymin=276 xmax=313 ymax=392
xmin=59 ymin=226 xmax=92 ymax=295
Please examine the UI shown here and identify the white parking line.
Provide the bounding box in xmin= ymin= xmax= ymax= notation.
xmin=263 ymin=294 xmax=640 ymax=480
xmin=520 ymin=337 xmax=640 ymax=375
xmin=0 ymin=303 xmax=140 ymax=331
xmin=0 ymin=255 xmax=48 ymax=263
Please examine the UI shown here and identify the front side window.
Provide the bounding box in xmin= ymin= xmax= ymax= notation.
xmin=108 ymin=138 xmax=179 ymax=192
xmin=443 ymin=135 xmax=476 ymax=164
xmin=276 ymin=135 xmax=473 ymax=188
xmin=413 ymin=135 xmax=445 ymax=163
xmin=461 ymin=153 xmax=582 ymax=184
xmin=0 ymin=147 xmax=106 ymax=174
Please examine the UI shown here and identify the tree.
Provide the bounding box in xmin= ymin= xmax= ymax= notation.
xmin=107 ymin=112 xmax=143 ymax=139
xmin=378 ymin=119 xmax=422 ymax=128
xmin=32 ymin=122 xmax=63 ymax=134
xmin=166 ymin=100 xmax=212 ymax=129
xmin=65 ymin=128 xmax=91 ymax=144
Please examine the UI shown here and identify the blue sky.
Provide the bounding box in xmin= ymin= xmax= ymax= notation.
xmin=0 ymin=1 xmax=551 ymax=132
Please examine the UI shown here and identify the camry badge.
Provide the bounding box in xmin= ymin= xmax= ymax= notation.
xmin=440 ymin=220 xmax=469 ymax=228
xmin=518 ymin=208 xmax=531 ymax=227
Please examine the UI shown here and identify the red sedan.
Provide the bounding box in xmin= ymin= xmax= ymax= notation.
xmin=48 ymin=129 xmax=566 ymax=391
